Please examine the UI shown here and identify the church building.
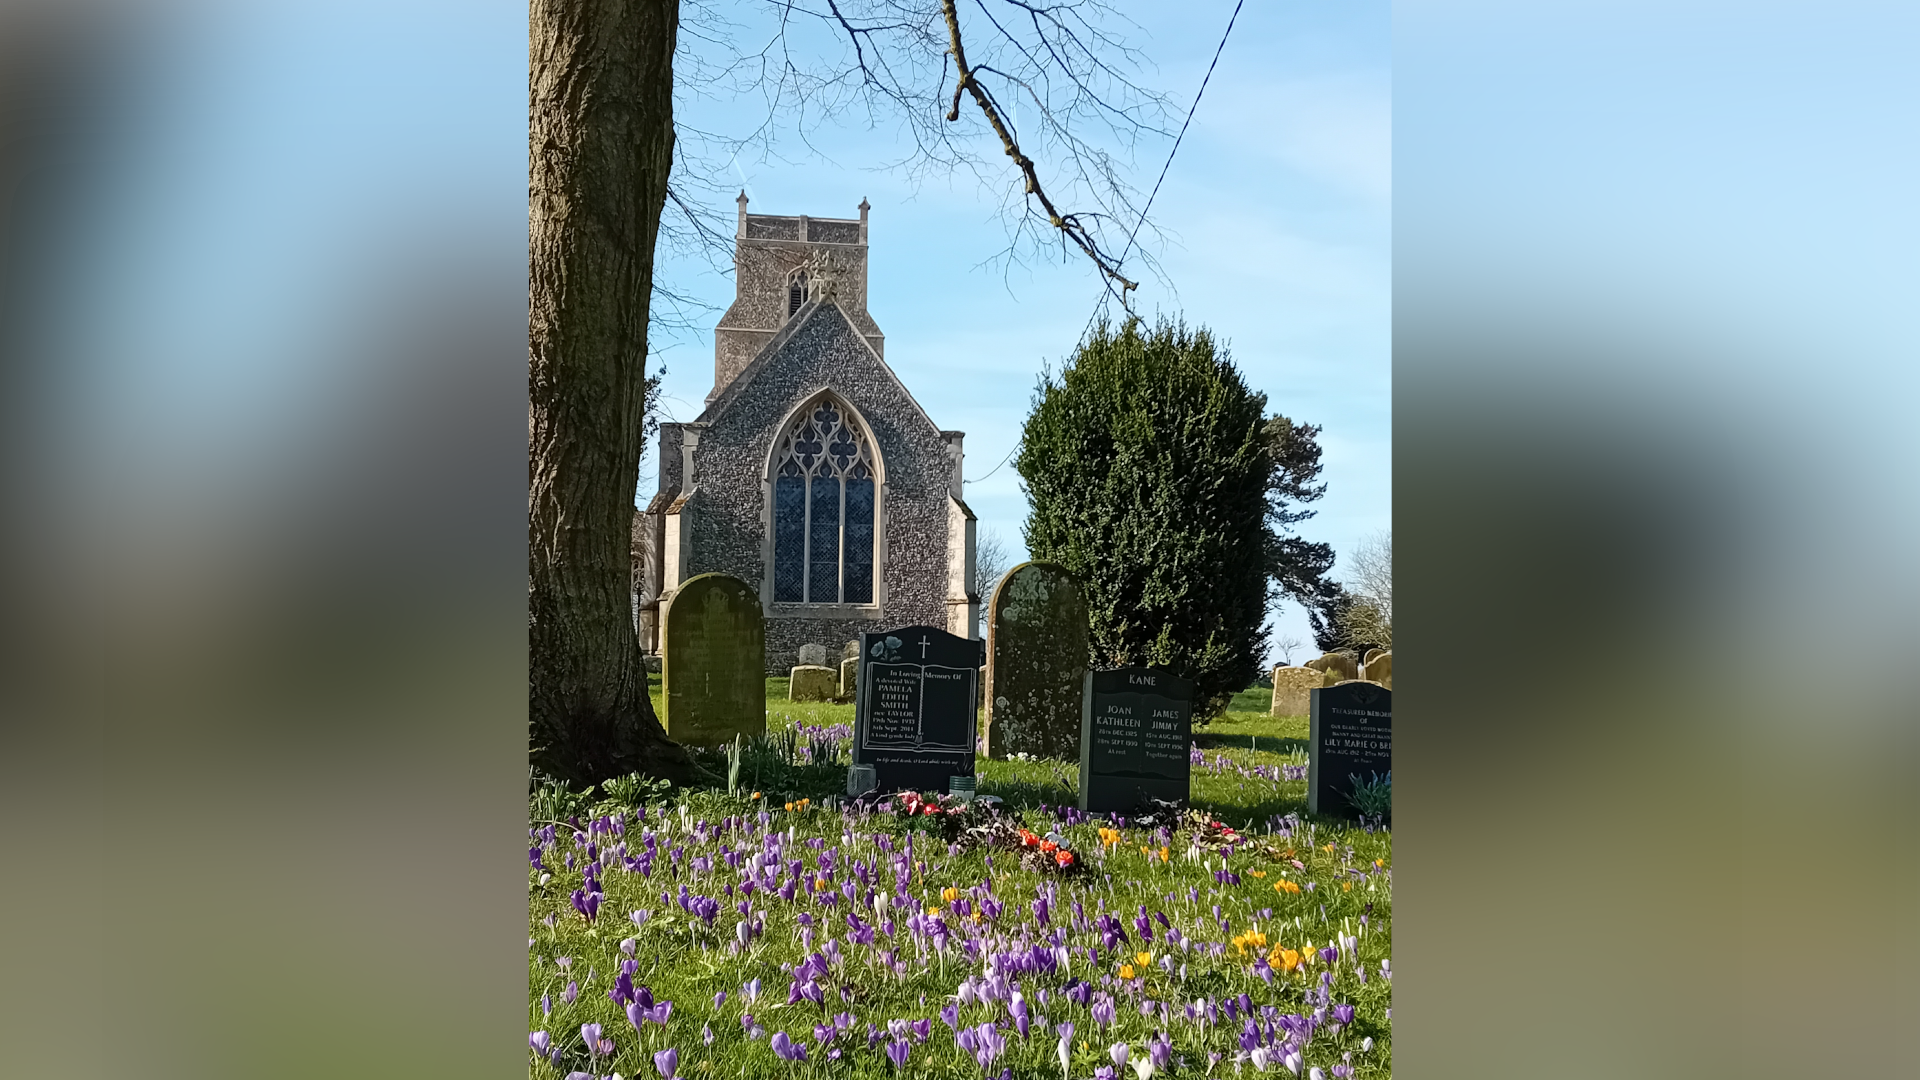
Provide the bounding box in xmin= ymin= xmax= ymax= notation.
xmin=635 ymin=196 xmax=980 ymax=671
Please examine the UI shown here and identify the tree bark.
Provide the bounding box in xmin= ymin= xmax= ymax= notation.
xmin=529 ymin=0 xmax=699 ymax=786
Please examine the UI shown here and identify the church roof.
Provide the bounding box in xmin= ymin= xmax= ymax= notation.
xmin=696 ymin=296 xmax=942 ymax=438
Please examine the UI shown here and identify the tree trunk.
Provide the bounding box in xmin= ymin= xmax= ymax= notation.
xmin=529 ymin=0 xmax=699 ymax=786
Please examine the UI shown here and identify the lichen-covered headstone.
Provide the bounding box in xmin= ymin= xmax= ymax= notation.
xmin=798 ymin=642 xmax=828 ymax=667
xmin=662 ymin=573 xmax=765 ymax=747
xmin=1269 ymin=666 xmax=1323 ymax=717
xmin=984 ymin=562 xmax=1089 ymax=760
xmin=789 ymin=665 xmax=838 ymax=702
xmin=839 ymin=656 xmax=858 ymax=698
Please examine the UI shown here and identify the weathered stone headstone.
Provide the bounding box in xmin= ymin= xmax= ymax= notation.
xmin=1305 ymin=652 xmax=1360 ymax=682
xmin=662 ymin=573 xmax=766 ymax=747
xmin=839 ymin=656 xmax=859 ymax=698
xmin=1308 ymin=681 xmax=1391 ymax=817
xmin=984 ymin=562 xmax=1090 ymax=760
xmin=1361 ymin=651 xmax=1392 ymax=688
xmin=1079 ymin=667 xmax=1193 ymax=814
xmin=850 ymin=625 xmax=984 ymax=797
xmin=798 ymin=642 xmax=828 ymax=667
xmin=789 ymin=665 xmax=838 ymax=702
xmin=1362 ymin=648 xmax=1387 ymax=667
xmin=842 ymin=639 xmax=862 ymax=660
xmin=1269 ymin=666 xmax=1323 ymax=717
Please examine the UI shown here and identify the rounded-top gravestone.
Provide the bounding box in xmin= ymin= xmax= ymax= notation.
xmin=984 ymin=561 xmax=1089 ymax=760
xmin=1305 ymin=652 xmax=1360 ymax=682
xmin=662 ymin=573 xmax=766 ymax=747
xmin=798 ymin=642 xmax=828 ymax=667
xmin=1361 ymin=651 xmax=1391 ymax=688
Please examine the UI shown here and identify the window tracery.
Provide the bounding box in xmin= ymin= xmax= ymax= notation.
xmin=772 ymin=397 xmax=876 ymax=604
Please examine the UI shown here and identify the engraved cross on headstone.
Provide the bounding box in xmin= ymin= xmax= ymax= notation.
xmin=918 ymin=634 xmax=930 ymax=659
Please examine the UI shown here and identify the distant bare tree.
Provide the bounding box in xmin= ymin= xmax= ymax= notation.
xmin=1338 ymin=530 xmax=1392 ymax=650
xmin=974 ymin=529 xmax=1012 ymax=635
xmin=1273 ymin=635 xmax=1306 ymax=666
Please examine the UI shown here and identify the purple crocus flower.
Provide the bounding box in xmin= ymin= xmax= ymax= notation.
xmin=1091 ymin=997 xmax=1117 ymax=1029
xmin=1010 ymin=992 xmax=1030 ymax=1038
xmin=561 ymin=981 xmax=579 ymax=1005
xmin=703 ymin=1023 xmax=715 ymax=1047
xmin=1331 ymin=1002 xmax=1355 ymax=1025
xmin=529 ymin=1031 xmax=550 ymax=1055
xmin=653 ymin=1047 xmax=679 ymax=1080
xmin=972 ymin=1022 xmax=1006 ymax=1070
xmin=910 ymin=1018 xmax=932 ymax=1043
xmin=885 ymin=1037 xmax=911 ymax=1070
xmin=771 ymin=1031 xmax=807 ymax=1062
xmin=580 ymin=1023 xmax=604 ymax=1057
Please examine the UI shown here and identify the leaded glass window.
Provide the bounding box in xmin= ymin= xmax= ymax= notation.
xmin=771 ymin=398 xmax=877 ymax=604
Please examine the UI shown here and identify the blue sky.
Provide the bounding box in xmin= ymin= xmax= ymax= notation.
xmin=649 ymin=1 xmax=1391 ymax=660
xmin=87 ymin=0 xmax=1385 ymax=665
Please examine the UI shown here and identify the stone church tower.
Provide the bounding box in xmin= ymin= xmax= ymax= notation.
xmin=635 ymin=197 xmax=979 ymax=672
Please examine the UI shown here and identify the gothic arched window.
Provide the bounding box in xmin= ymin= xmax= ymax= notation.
xmin=771 ymin=397 xmax=876 ymax=604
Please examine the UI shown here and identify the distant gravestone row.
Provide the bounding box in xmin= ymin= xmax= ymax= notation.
xmin=662 ymin=566 xmax=1388 ymax=820
xmin=1304 ymin=651 xmax=1360 ymax=682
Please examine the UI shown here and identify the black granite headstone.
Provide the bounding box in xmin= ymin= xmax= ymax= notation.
xmin=1308 ymin=682 xmax=1392 ymax=816
xmin=850 ymin=626 xmax=984 ymax=797
xmin=1078 ymin=667 xmax=1193 ymax=814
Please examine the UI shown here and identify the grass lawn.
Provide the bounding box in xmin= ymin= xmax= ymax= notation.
xmin=531 ymin=678 xmax=1390 ymax=1079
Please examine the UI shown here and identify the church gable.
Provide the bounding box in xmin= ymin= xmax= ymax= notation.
xmin=638 ymin=201 xmax=979 ymax=672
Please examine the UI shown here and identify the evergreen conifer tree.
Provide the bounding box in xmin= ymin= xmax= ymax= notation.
xmin=1016 ymin=318 xmax=1334 ymax=715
